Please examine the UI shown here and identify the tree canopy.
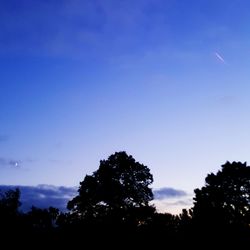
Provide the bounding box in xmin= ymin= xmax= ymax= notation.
xmin=67 ymin=151 xmax=154 ymax=223
xmin=192 ymin=161 xmax=250 ymax=228
xmin=1 ymin=158 xmax=250 ymax=246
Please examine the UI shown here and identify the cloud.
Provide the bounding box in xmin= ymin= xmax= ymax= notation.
xmin=171 ymin=199 xmax=193 ymax=206
xmin=217 ymin=95 xmax=237 ymax=106
xmin=153 ymin=195 xmax=193 ymax=215
xmin=153 ymin=187 xmax=187 ymax=200
xmin=0 ymin=0 xmax=160 ymax=58
xmin=0 ymin=185 xmax=77 ymax=212
xmin=152 ymin=187 xmax=192 ymax=214
xmin=0 ymin=157 xmax=21 ymax=168
xmin=0 ymin=157 xmax=36 ymax=168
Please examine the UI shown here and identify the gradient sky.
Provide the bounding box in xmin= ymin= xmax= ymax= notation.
xmin=1 ymin=0 xmax=250 ymax=205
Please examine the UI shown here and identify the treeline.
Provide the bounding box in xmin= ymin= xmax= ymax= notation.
xmin=1 ymin=152 xmax=250 ymax=247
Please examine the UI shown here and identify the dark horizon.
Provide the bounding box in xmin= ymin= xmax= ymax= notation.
xmin=0 ymin=155 xmax=250 ymax=246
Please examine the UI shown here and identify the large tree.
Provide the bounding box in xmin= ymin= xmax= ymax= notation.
xmin=67 ymin=151 xmax=154 ymax=224
xmin=192 ymin=161 xmax=250 ymax=228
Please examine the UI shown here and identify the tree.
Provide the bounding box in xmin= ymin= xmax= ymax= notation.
xmin=0 ymin=188 xmax=21 ymax=217
xmin=67 ymin=151 xmax=154 ymax=225
xmin=0 ymin=188 xmax=22 ymax=235
xmin=192 ymin=161 xmax=250 ymax=229
xmin=27 ymin=206 xmax=59 ymax=230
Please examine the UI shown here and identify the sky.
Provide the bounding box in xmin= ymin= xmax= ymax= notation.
xmin=1 ymin=0 xmax=250 ymax=213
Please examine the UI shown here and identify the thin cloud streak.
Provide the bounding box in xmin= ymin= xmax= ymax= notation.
xmin=153 ymin=195 xmax=193 ymax=215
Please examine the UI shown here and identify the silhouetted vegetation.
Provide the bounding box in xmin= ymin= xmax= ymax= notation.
xmin=0 ymin=152 xmax=250 ymax=246
xmin=67 ymin=152 xmax=154 ymax=226
xmin=191 ymin=161 xmax=250 ymax=245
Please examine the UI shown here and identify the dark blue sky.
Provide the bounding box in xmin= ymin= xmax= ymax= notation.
xmin=1 ymin=1 xmax=250 ymax=209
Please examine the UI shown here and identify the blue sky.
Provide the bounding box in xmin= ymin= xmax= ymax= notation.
xmin=1 ymin=0 xmax=250 ymax=212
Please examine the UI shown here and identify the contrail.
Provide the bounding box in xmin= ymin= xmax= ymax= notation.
xmin=214 ymin=52 xmax=226 ymax=64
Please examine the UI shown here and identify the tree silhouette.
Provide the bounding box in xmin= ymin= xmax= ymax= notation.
xmin=0 ymin=188 xmax=22 ymax=239
xmin=193 ymin=162 xmax=250 ymax=225
xmin=0 ymin=188 xmax=21 ymax=217
xmin=67 ymin=151 xmax=154 ymax=226
xmin=2 ymin=157 xmax=250 ymax=246
xmin=191 ymin=161 xmax=250 ymax=243
xmin=27 ymin=206 xmax=60 ymax=230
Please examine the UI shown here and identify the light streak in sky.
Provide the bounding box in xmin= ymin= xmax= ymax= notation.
xmin=214 ymin=52 xmax=226 ymax=64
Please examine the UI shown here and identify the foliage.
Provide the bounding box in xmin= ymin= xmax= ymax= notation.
xmin=192 ymin=161 xmax=250 ymax=228
xmin=67 ymin=151 xmax=154 ymax=224
xmin=27 ymin=206 xmax=60 ymax=229
xmin=0 ymin=188 xmax=21 ymax=220
xmin=1 ymin=157 xmax=250 ymax=245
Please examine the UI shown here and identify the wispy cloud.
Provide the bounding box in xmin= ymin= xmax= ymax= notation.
xmin=153 ymin=196 xmax=193 ymax=215
xmin=0 ymin=185 xmax=77 ymax=212
xmin=0 ymin=157 xmax=35 ymax=168
xmin=153 ymin=187 xmax=187 ymax=200
xmin=152 ymin=187 xmax=192 ymax=214
xmin=0 ymin=157 xmax=21 ymax=168
xmin=217 ymin=95 xmax=237 ymax=106
xmin=0 ymin=0 xmax=162 ymax=58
